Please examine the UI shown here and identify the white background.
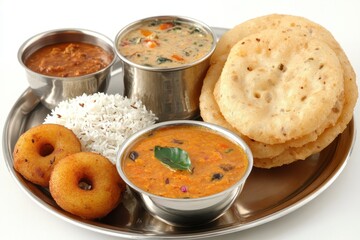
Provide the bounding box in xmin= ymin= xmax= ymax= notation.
xmin=0 ymin=0 xmax=359 ymax=239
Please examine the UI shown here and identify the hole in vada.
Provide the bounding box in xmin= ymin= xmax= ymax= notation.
xmin=78 ymin=178 xmax=92 ymax=191
xmin=39 ymin=143 xmax=54 ymax=157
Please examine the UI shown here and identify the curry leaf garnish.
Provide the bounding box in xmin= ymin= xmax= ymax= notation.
xmin=154 ymin=146 xmax=192 ymax=172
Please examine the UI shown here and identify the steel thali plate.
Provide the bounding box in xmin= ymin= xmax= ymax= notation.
xmin=2 ymin=27 xmax=356 ymax=239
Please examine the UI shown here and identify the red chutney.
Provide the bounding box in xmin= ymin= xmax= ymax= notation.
xmin=25 ymin=42 xmax=113 ymax=77
xmin=123 ymin=125 xmax=248 ymax=199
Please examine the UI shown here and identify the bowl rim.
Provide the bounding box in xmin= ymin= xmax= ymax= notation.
xmin=17 ymin=28 xmax=117 ymax=79
xmin=116 ymin=120 xmax=254 ymax=203
xmin=114 ymin=15 xmax=217 ymax=72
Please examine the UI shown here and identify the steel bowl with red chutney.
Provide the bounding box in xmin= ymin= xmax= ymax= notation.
xmin=18 ymin=29 xmax=116 ymax=109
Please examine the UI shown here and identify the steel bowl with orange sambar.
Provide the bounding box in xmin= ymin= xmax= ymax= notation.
xmin=116 ymin=120 xmax=253 ymax=226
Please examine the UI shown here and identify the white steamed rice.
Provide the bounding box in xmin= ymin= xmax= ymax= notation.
xmin=44 ymin=92 xmax=157 ymax=164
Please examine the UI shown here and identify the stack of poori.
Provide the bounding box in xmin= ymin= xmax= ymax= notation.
xmin=200 ymin=14 xmax=358 ymax=168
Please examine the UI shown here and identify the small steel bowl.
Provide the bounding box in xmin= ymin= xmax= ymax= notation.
xmin=18 ymin=28 xmax=116 ymax=109
xmin=114 ymin=16 xmax=217 ymax=121
xmin=116 ymin=120 xmax=253 ymax=226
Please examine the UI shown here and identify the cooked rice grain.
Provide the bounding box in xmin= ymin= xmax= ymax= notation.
xmin=44 ymin=93 xmax=157 ymax=164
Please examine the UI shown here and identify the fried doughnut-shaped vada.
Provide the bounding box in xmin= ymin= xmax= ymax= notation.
xmin=13 ymin=124 xmax=81 ymax=187
xmin=49 ymin=152 xmax=126 ymax=220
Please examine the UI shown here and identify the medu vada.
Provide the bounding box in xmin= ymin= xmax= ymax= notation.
xmin=49 ymin=152 xmax=126 ymax=220
xmin=13 ymin=123 xmax=81 ymax=187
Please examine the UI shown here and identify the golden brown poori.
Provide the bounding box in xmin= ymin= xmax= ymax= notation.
xmin=200 ymin=14 xmax=358 ymax=168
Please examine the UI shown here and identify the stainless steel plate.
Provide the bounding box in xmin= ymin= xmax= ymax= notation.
xmin=2 ymin=27 xmax=356 ymax=239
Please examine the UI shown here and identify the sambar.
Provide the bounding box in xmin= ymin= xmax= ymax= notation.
xmin=122 ymin=124 xmax=249 ymax=198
